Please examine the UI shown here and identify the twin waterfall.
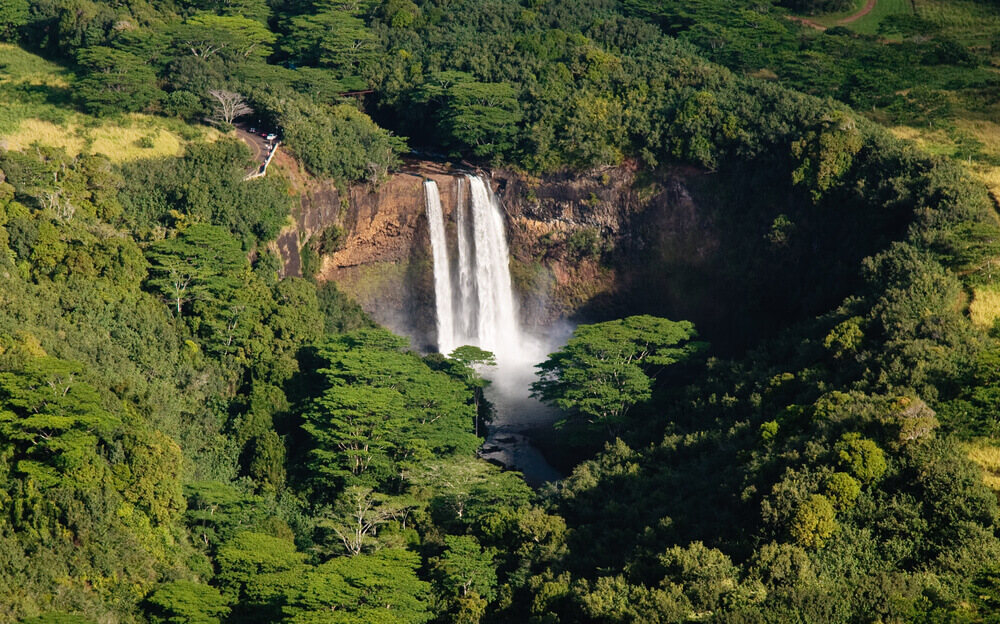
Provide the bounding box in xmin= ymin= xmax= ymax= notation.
xmin=424 ymin=174 xmax=565 ymax=486
xmin=423 ymin=175 xmax=520 ymax=363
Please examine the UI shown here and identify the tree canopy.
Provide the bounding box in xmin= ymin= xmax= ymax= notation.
xmin=532 ymin=315 xmax=707 ymax=437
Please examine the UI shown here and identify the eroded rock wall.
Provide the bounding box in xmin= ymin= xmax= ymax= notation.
xmin=271 ymin=154 xmax=466 ymax=347
xmin=494 ymin=164 xmax=726 ymax=336
xmin=270 ymin=152 xmax=725 ymax=347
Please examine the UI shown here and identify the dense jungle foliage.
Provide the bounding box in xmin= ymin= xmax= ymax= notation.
xmin=3 ymin=0 xmax=1000 ymax=622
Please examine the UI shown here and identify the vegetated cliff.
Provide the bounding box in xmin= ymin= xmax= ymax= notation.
xmin=270 ymin=151 xmax=804 ymax=353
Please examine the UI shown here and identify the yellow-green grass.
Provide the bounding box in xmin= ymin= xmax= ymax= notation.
xmin=90 ymin=124 xmax=184 ymax=161
xmin=890 ymin=122 xmax=1000 ymax=202
xmin=0 ymin=119 xmax=87 ymax=155
xmin=0 ymin=43 xmax=72 ymax=85
xmin=913 ymin=0 xmax=1000 ymax=46
xmin=954 ymin=118 xmax=1000 ymax=159
xmin=970 ymin=164 xmax=1000 ymax=205
xmin=970 ymin=285 xmax=1000 ymax=330
xmin=1 ymin=116 xmax=190 ymax=162
xmin=890 ymin=124 xmax=959 ymax=157
xmin=0 ymin=44 xmax=220 ymax=161
xmin=964 ymin=439 xmax=1000 ymax=493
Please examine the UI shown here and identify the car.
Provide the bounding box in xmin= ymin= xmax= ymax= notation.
xmin=265 ymin=133 xmax=277 ymax=141
xmin=249 ymin=127 xmax=256 ymax=133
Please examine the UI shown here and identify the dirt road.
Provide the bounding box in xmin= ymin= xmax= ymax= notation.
xmin=788 ymin=0 xmax=878 ymax=31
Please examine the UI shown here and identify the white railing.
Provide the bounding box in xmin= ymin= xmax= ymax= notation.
xmin=245 ymin=141 xmax=280 ymax=181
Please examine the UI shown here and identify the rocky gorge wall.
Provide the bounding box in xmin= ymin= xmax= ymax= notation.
xmin=270 ymin=151 xmax=733 ymax=350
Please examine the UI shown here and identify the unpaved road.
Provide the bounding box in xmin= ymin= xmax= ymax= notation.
xmin=788 ymin=0 xmax=877 ymax=31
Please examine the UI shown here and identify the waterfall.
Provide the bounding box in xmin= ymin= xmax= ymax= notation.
xmin=466 ymin=175 xmax=519 ymax=361
xmin=455 ymin=178 xmax=476 ymax=339
xmin=423 ymin=173 xmax=565 ymax=485
xmin=423 ymin=180 xmax=456 ymax=355
xmin=422 ymin=174 xmax=521 ymax=364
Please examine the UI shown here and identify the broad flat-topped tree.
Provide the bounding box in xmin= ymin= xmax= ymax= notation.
xmin=532 ymin=315 xmax=707 ymax=438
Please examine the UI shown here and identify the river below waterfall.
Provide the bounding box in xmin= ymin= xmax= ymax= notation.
xmin=477 ymin=326 xmax=573 ymax=488
xmin=479 ymin=367 xmax=564 ymax=488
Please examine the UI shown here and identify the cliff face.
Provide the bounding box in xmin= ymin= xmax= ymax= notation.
xmin=494 ymin=164 xmax=722 ymax=333
xmin=272 ymin=154 xmax=465 ymax=347
xmin=271 ymin=152 xmax=726 ymax=347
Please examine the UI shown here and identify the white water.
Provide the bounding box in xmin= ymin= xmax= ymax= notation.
xmin=465 ymin=175 xmax=520 ymax=362
xmin=424 ymin=173 xmax=569 ymax=486
xmin=455 ymin=178 xmax=476 ymax=340
xmin=424 ymin=180 xmax=456 ymax=355
xmin=425 ymin=174 xmax=526 ymax=364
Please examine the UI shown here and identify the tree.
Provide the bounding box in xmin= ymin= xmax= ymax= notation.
xmin=531 ymin=315 xmax=706 ymax=437
xmin=0 ymin=0 xmax=28 ymax=41
xmin=789 ymin=494 xmax=836 ymax=548
xmin=144 ymin=223 xmax=245 ymax=316
xmin=75 ymin=46 xmax=160 ymax=115
xmin=301 ymin=329 xmax=478 ymax=491
xmin=168 ymin=13 xmax=276 ymax=63
xmin=282 ymin=549 xmax=432 ymax=624
xmin=273 ymin=96 xmax=406 ymax=185
xmin=447 ymin=346 xmax=495 ymax=435
xmin=281 ymin=6 xmax=376 ymax=74
xmin=835 ymin=433 xmax=887 ymax=484
xmin=208 ymin=89 xmax=253 ymax=124
xmin=443 ymin=81 xmax=522 ymax=158
xmin=146 ymin=581 xmax=231 ymax=624
xmin=0 ymin=356 xmax=119 ymax=488
xmin=318 ymin=485 xmax=402 ymax=556
xmin=304 ymin=378 xmax=407 ymax=484
xmin=790 ymin=112 xmax=862 ymax=202
xmin=433 ymin=535 xmax=498 ymax=601
xmin=215 ymin=531 xmax=307 ymax=623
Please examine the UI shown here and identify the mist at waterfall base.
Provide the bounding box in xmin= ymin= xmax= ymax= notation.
xmin=424 ymin=176 xmax=571 ymax=487
xmin=478 ymin=323 xmax=573 ymax=488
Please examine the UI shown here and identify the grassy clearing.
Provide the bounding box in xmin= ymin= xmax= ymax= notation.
xmin=0 ymin=44 xmax=220 ymax=162
xmin=889 ymin=125 xmax=958 ymax=157
xmin=971 ymin=164 xmax=1000 ymax=204
xmin=890 ymin=121 xmax=1000 ymax=201
xmin=964 ymin=439 xmax=1000 ymax=493
xmin=0 ymin=116 xmax=193 ymax=161
xmin=913 ymin=0 xmax=1000 ymax=46
xmin=0 ymin=119 xmax=87 ymax=154
xmin=0 ymin=43 xmax=72 ymax=85
xmin=847 ymin=0 xmax=912 ymax=34
xmin=970 ymin=285 xmax=1000 ymax=329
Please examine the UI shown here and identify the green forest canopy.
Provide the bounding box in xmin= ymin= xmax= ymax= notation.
xmin=2 ymin=0 xmax=1000 ymax=622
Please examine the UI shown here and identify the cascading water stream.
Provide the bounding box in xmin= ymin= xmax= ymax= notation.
xmin=423 ymin=180 xmax=456 ymax=355
xmin=466 ymin=175 xmax=520 ymax=363
xmin=423 ymin=173 xmax=567 ymax=486
xmin=455 ymin=178 xmax=476 ymax=340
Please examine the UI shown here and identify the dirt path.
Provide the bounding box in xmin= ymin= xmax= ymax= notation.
xmin=787 ymin=0 xmax=877 ymax=31
xmin=788 ymin=15 xmax=827 ymax=30
xmin=840 ymin=0 xmax=877 ymax=23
